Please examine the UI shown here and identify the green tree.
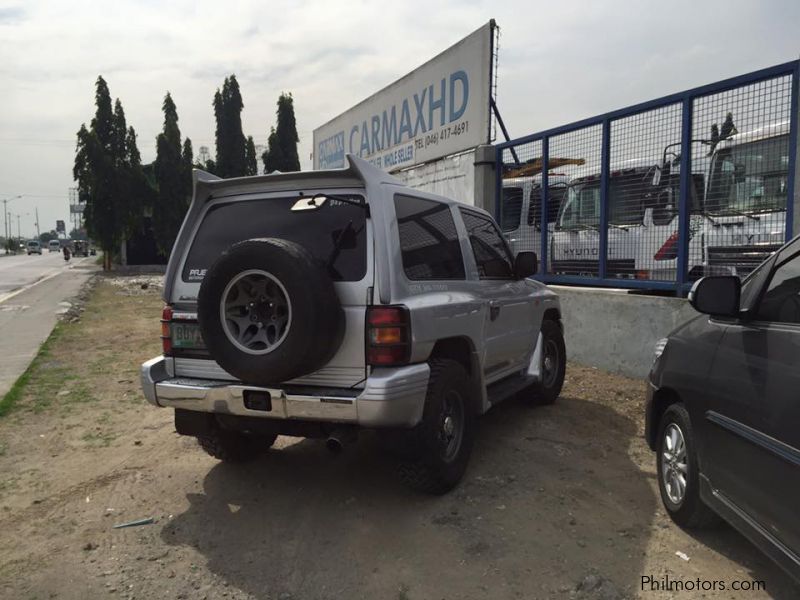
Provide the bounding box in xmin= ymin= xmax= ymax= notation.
xmin=263 ymin=92 xmax=300 ymax=173
xmin=74 ymin=76 xmax=145 ymax=270
xmin=153 ymin=92 xmax=192 ymax=256
xmin=245 ymin=136 xmax=257 ymax=175
xmin=213 ymin=75 xmax=247 ymax=177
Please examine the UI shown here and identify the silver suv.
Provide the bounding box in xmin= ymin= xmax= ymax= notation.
xmin=141 ymin=154 xmax=566 ymax=494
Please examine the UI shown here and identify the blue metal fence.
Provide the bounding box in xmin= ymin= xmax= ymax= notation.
xmin=495 ymin=60 xmax=799 ymax=294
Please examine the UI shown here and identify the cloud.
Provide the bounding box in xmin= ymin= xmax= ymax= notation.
xmin=1 ymin=0 xmax=799 ymax=235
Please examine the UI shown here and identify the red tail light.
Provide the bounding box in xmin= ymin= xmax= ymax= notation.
xmin=654 ymin=232 xmax=679 ymax=261
xmin=161 ymin=305 xmax=173 ymax=355
xmin=366 ymin=306 xmax=411 ymax=366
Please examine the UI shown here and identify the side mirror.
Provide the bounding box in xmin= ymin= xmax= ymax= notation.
xmin=688 ymin=276 xmax=741 ymax=317
xmin=515 ymin=252 xmax=538 ymax=279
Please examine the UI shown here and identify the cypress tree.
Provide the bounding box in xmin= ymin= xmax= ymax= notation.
xmin=153 ymin=92 xmax=191 ymax=256
xmin=245 ymin=136 xmax=257 ymax=176
xmin=263 ymin=92 xmax=300 ymax=173
xmin=213 ymin=75 xmax=247 ymax=177
xmin=74 ymin=77 xmax=145 ymax=270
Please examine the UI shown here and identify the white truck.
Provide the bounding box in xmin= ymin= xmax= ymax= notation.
xmin=550 ymin=159 xmax=653 ymax=278
xmin=501 ymin=174 xmax=568 ymax=258
xmin=637 ymin=122 xmax=790 ymax=281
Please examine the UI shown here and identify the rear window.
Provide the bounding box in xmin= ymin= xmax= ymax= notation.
xmin=182 ymin=195 xmax=367 ymax=283
xmin=394 ymin=195 xmax=465 ymax=280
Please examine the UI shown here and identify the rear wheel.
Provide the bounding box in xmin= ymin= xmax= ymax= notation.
xmin=656 ymin=404 xmax=720 ymax=528
xmin=197 ymin=429 xmax=277 ymax=463
xmin=397 ymin=359 xmax=476 ymax=495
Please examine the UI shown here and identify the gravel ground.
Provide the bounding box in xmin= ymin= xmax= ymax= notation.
xmin=0 ymin=275 xmax=796 ymax=599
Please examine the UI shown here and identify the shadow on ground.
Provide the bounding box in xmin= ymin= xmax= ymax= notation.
xmin=161 ymin=396 xmax=797 ymax=599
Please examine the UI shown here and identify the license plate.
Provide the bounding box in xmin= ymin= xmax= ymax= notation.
xmin=172 ymin=322 xmax=205 ymax=349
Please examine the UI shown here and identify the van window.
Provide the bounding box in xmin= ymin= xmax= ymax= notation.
xmin=394 ymin=195 xmax=465 ymax=280
xmin=182 ymin=195 xmax=367 ymax=282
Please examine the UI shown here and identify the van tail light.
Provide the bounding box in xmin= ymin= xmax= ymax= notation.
xmin=366 ymin=306 xmax=411 ymax=366
xmin=654 ymin=231 xmax=680 ymax=261
xmin=161 ymin=305 xmax=173 ymax=356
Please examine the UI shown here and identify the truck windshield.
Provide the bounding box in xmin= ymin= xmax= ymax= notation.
xmin=182 ymin=195 xmax=367 ymax=283
xmin=706 ymin=135 xmax=789 ymax=216
xmin=559 ymin=173 xmax=650 ymax=229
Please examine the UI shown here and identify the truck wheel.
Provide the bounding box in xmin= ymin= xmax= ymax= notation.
xmin=656 ymin=404 xmax=720 ymax=528
xmin=397 ymin=359 xmax=476 ymax=495
xmin=525 ymin=319 xmax=566 ymax=405
xmin=197 ymin=429 xmax=277 ymax=463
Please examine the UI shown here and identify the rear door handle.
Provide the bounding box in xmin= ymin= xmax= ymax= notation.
xmin=489 ymin=301 xmax=501 ymax=321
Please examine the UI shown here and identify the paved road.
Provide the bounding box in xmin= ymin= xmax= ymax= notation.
xmin=0 ymin=253 xmax=98 ymax=397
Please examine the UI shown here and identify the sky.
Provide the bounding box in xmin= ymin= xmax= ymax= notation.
xmin=0 ymin=0 xmax=798 ymax=238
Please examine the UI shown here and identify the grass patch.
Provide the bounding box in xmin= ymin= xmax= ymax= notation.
xmin=0 ymin=278 xmax=162 ymax=421
xmin=0 ymin=324 xmax=65 ymax=417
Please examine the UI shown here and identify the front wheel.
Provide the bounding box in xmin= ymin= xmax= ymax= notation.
xmin=656 ymin=404 xmax=720 ymax=528
xmin=397 ymin=359 xmax=476 ymax=495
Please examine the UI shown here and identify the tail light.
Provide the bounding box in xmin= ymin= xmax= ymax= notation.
xmin=161 ymin=305 xmax=173 ymax=355
xmin=654 ymin=231 xmax=680 ymax=261
xmin=366 ymin=306 xmax=411 ymax=366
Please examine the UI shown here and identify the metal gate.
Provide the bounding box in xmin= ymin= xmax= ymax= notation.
xmin=495 ymin=60 xmax=799 ymax=293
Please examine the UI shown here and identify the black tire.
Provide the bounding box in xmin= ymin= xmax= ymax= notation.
xmin=197 ymin=238 xmax=345 ymax=385
xmin=523 ymin=319 xmax=566 ymax=405
xmin=397 ymin=359 xmax=476 ymax=495
xmin=656 ymin=404 xmax=720 ymax=528
xmin=197 ymin=430 xmax=277 ymax=463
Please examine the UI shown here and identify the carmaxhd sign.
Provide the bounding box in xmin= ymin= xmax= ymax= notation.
xmin=313 ymin=21 xmax=495 ymax=172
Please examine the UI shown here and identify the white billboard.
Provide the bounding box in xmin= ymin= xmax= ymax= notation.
xmin=313 ymin=21 xmax=495 ymax=172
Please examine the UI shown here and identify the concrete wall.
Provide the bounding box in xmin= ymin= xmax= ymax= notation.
xmin=552 ymin=285 xmax=699 ymax=379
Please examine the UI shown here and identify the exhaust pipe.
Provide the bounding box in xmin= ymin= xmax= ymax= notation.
xmin=325 ymin=428 xmax=357 ymax=454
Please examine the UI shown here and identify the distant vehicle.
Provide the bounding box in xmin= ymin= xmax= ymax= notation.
xmin=550 ymin=160 xmax=653 ymax=278
xmin=639 ymin=122 xmax=789 ymax=282
xmin=646 ymin=233 xmax=800 ymax=583
xmin=26 ymin=240 xmax=42 ymax=255
xmin=501 ymin=174 xmax=569 ymax=258
xmin=73 ymin=240 xmax=89 ymax=257
xmin=48 ymin=240 xmax=61 ymax=252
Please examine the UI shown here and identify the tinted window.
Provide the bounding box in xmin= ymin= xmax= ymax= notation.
xmin=182 ymin=196 xmax=367 ymax=282
xmin=755 ymin=250 xmax=800 ymax=324
xmin=394 ymin=195 xmax=465 ymax=280
xmin=528 ymin=183 xmax=567 ymax=227
xmin=459 ymin=209 xmax=515 ymax=279
xmin=501 ymin=187 xmax=523 ymax=232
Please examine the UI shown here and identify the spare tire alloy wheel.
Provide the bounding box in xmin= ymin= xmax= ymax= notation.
xmin=220 ymin=270 xmax=292 ymax=355
xmin=198 ymin=238 xmax=345 ymax=386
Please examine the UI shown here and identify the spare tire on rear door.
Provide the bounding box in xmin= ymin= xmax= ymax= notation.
xmin=197 ymin=238 xmax=345 ymax=386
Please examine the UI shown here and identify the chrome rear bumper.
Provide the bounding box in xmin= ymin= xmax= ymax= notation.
xmin=140 ymin=356 xmax=429 ymax=428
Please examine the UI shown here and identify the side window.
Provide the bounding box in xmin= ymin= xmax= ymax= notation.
xmin=459 ymin=209 xmax=515 ymax=279
xmin=501 ymin=187 xmax=523 ymax=232
xmin=754 ymin=251 xmax=800 ymax=324
xmin=394 ymin=195 xmax=465 ymax=280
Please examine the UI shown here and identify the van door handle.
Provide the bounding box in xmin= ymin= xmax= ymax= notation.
xmin=489 ymin=301 xmax=501 ymax=321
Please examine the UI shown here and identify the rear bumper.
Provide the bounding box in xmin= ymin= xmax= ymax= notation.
xmin=140 ymin=356 xmax=429 ymax=428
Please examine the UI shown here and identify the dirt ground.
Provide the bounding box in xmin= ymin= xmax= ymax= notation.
xmin=0 ymin=275 xmax=797 ymax=600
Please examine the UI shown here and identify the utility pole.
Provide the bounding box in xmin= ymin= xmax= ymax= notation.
xmin=35 ymin=207 xmax=40 ymax=239
xmin=2 ymin=196 xmax=22 ymax=253
xmin=16 ymin=214 xmax=21 ymax=241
